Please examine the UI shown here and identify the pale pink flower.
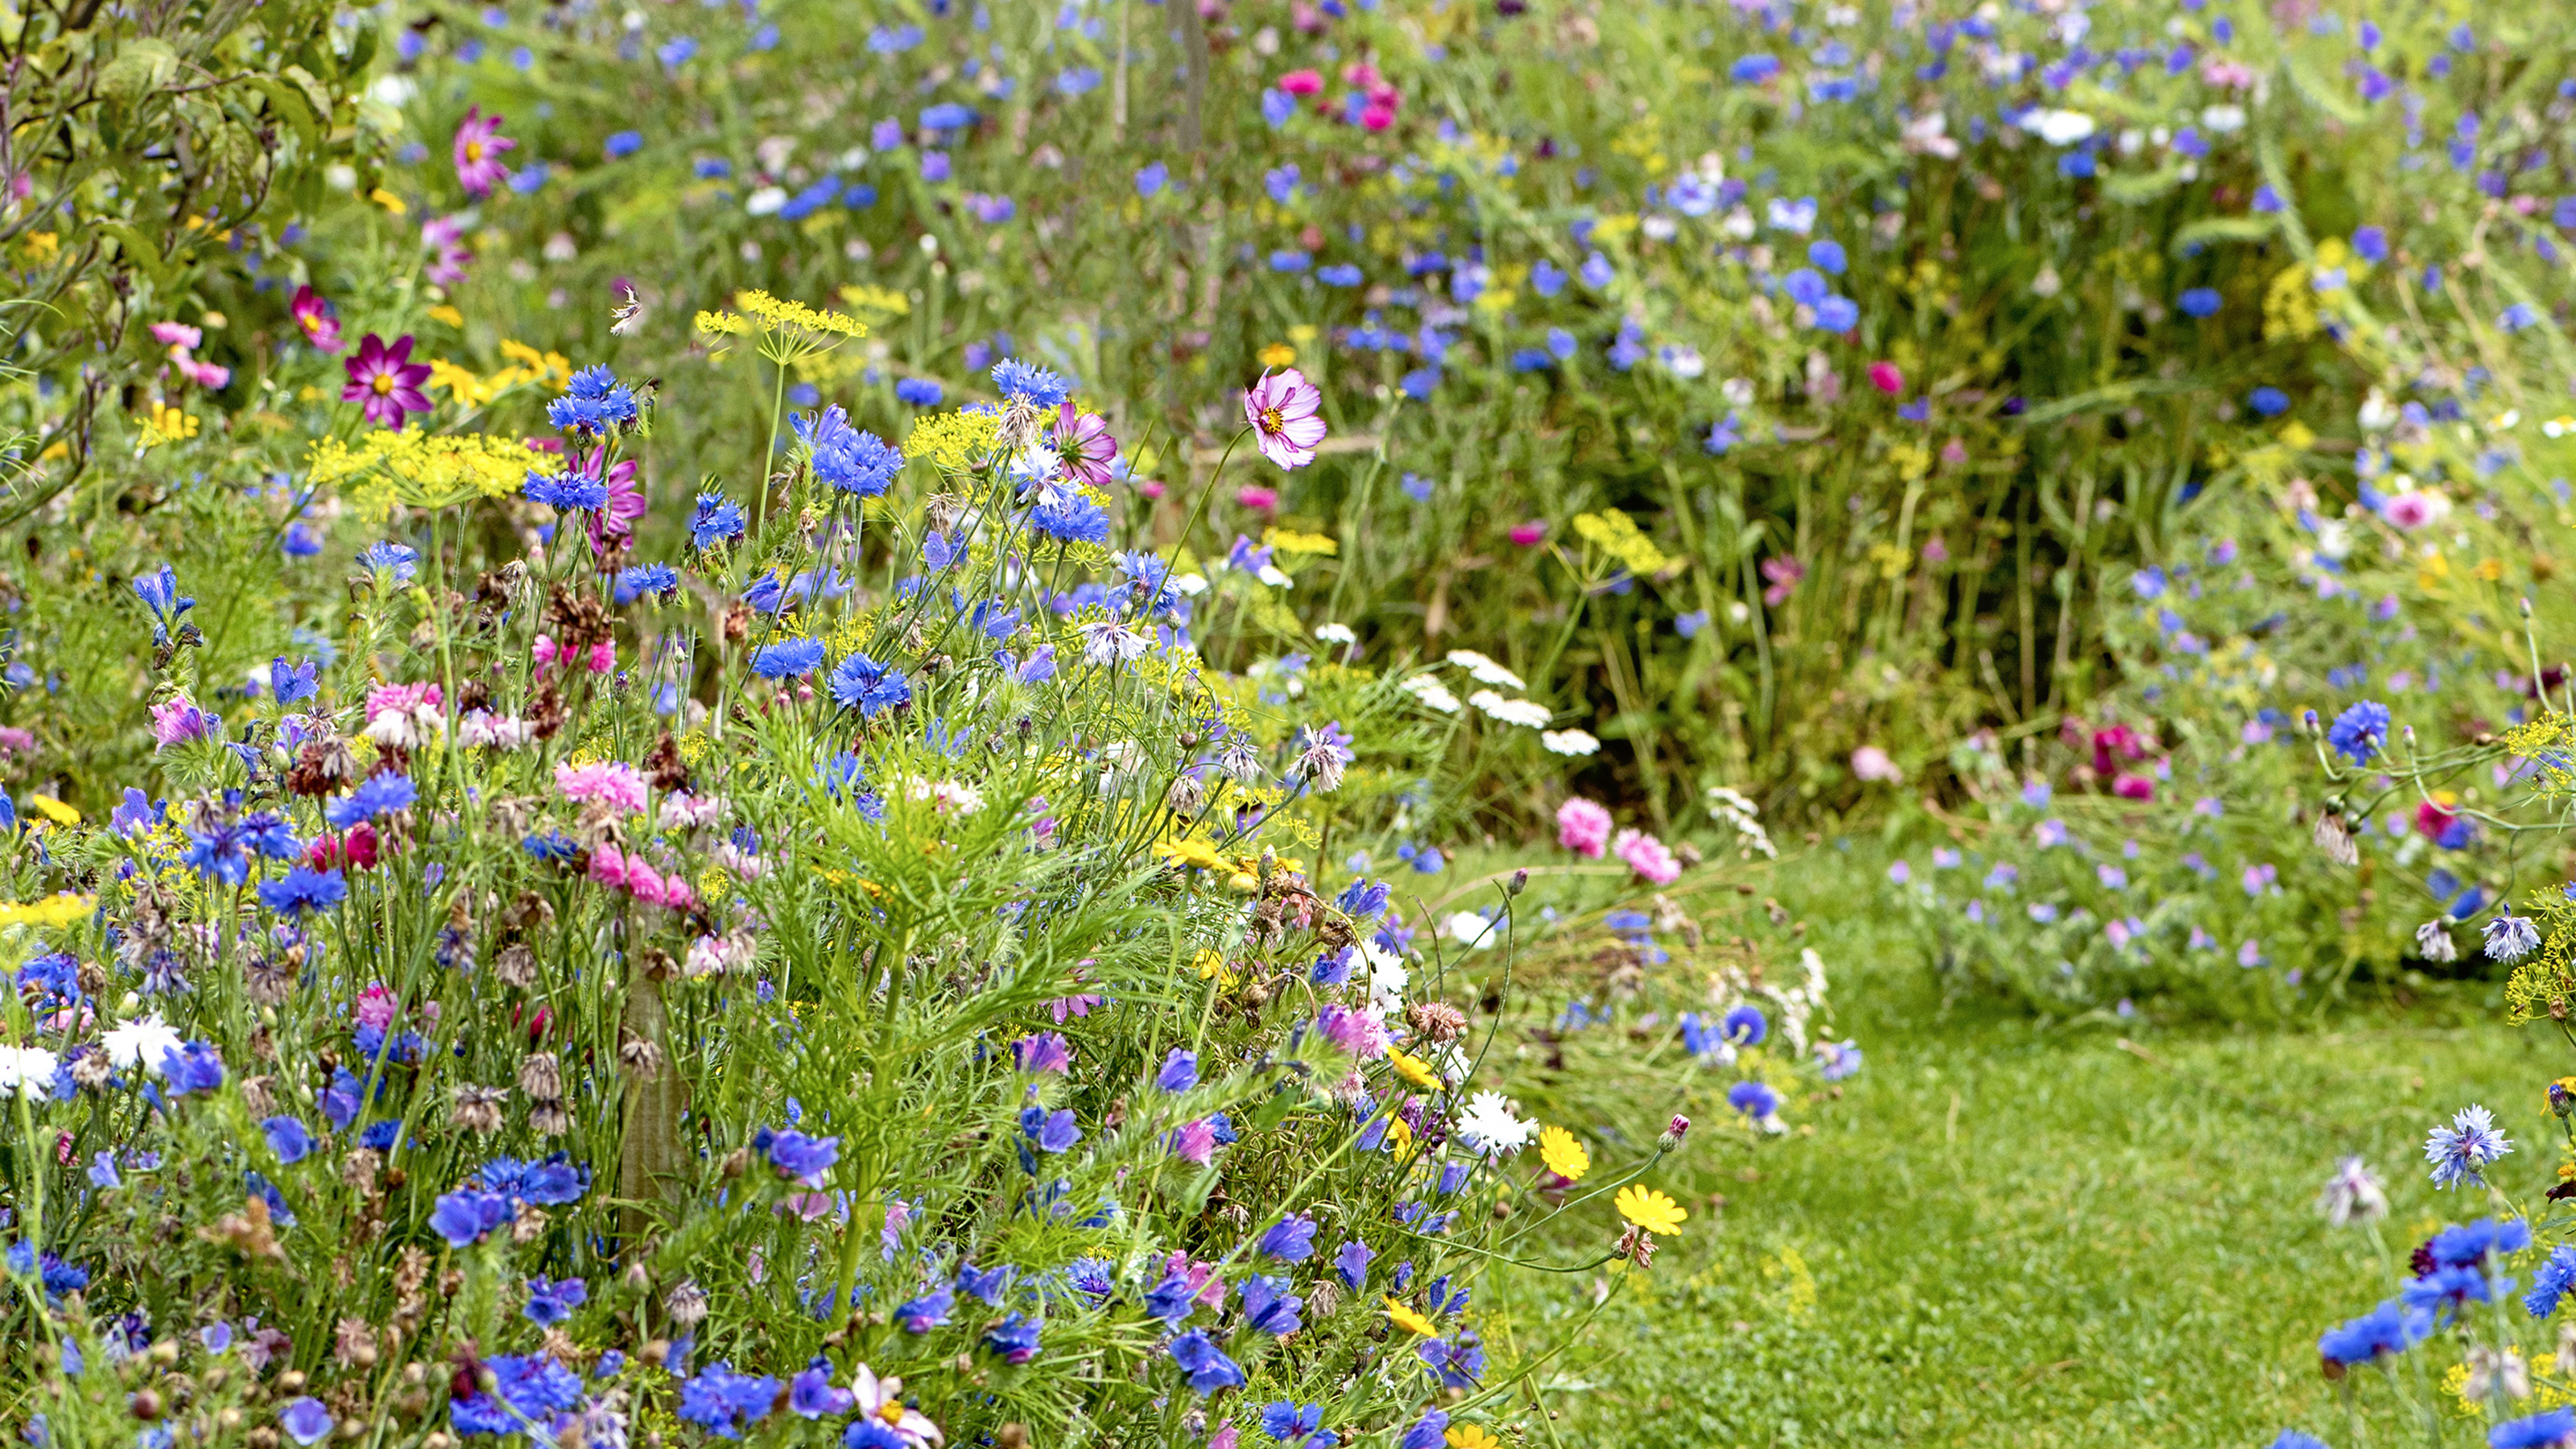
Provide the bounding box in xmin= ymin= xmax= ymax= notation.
xmin=1556 ymin=797 xmax=1613 ymax=858
xmin=458 ymin=710 xmax=533 ymax=749
xmin=555 ymin=760 xmax=648 ymax=813
xmin=1318 ymin=1003 xmax=1389 ymax=1057
xmin=1054 ymin=404 xmax=1119 ymax=488
xmin=1612 ymin=828 xmax=1681 ymax=886
xmin=1850 ymin=745 xmax=1902 ymax=782
xmin=1242 ymin=367 xmax=1327 ymax=469
xmin=355 ymin=982 xmax=399 ymax=1031
xmin=180 ymin=359 xmax=231 ymax=389
xmin=1169 ymin=1119 xmax=1217 ymax=1164
xmin=150 ymin=322 xmax=202 ymax=350
xmin=365 ymin=682 xmax=446 ymax=749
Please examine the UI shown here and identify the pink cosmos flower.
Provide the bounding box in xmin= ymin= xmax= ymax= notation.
xmin=452 ymin=106 xmax=516 ymax=198
xmin=555 ymin=759 xmax=649 ymax=813
xmin=1851 ymin=745 xmax=1902 ymax=782
xmin=1242 ymin=367 xmax=1327 ymax=469
xmin=1236 ymin=484 xmax=1278 ymax=511
xmin=1055 ymin=403 xmax=1119 ymax=488
xmin=1867 ymin=361 xmax=1905 ymax=394
xmin=423 ymin=216 xmax=475 ymax=286
xmin=1760 ymin=555 xmax=1806 ymax=607
xmin=1509 ymin=521 xmax=1547 ymax=547
xmin=576 ymin=446 xmax=647 ymax=555
xmin=341 ymin=333 xmax=433 ymax=430
xmin=1278 ymin=68 xmax=1324 ymax=95
xmin=290 ymin=285 xmax=344 ymax=354
xmin=150 ymin=322 xmax=202 ymax=350
xmin=1556 ymin=797 xmax=1612 ymax=858
xmin=1612 ymin=828 xmax=1682 ymax=886
xmin=150 ymin=697 xmax=213 ymax=749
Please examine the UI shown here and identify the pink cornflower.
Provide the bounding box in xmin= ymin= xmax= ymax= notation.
xmin=1318 ymin=1003 xmax=1389 ymax=1058
xmin=1612 ymin=828 xmax=1682 ymax=886
xmin=1278 ymin=68 xmax=1324 ymax=95
xmin=179 ymin=359 xmax=229 ymax=389
xmin=1760 ymin=555 xmax=1805 ymax=607
xmin=2112 ymin=774 xmax=2156 ymax=802
xmin=365 ymin=681 xmax=446 ymax=749
xmin=588 ymin=842 xmax=632 ymax=890
xmin=555 ymin=759 xmax=648 ymax=813
xmin=341 ymin=334 xmax=433 ymax=429
xmin=452 ymin=107 xmax=515 ymax=198
xmin=1867 ymin=361 xmax=1905 ymax=394
xmin=355 ymin=983 xmax=400 ymax=1031
xmin=290 ymin=286 xmax=344 ymax=354
xmin=1054 ymin=404 xmax=1119 ymax=488
xmin=1556 ymin=797 xmax=1612 ymax=858
xmin=1509 ymin=521 xmax=1547 ymax=547
xmin=1236 ymin=484 xmax=1278 ymax=511
xmin=532 ymin=634 xmax=616 ymax=675
xmin=150 ymin=322 xmax=202 ymax=350
xmin=1242 ymin=367 xmax=1327 ymax=470
xmin=1361 ymin=100 xmax=1397 ymax=131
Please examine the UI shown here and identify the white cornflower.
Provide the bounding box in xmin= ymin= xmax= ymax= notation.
xmin=1444 ymin=911 xmax=1502 ymax=950
xmin=1540 ymin=729 xmax=1600 ymax=757
xmin=1453 ymin=1090 xmax=1538 ymax=1157
xmin=0 ymin=1044 xmax=60 ymax=1098
xmin=1080 ymin=618 xmax=1151 ymax=667
xmin=2415 ymin=919 xmax=2458 ymax=964
xmin=101 ymin=1014 xmax=186 ymax=1075
xmin=2315 ymin=1156 xmax=2388 ymax=1228
xmin=1358 ymin=941 xmax=1409 ymax=1017
xmin=1290 ymin=726 xmax=1351 ymax=793
xmin=2487 ymin=912 xmax=2543 ymax=964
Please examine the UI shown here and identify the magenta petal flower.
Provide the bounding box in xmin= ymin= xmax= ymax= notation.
xmin=1055 ymin=403 xmax=1120 ymax=488
xmin=290 ymin=285 xmax=344 ymax=354
xmin=1241 ymin=367 xmax=1327 ymax=470
xmin=341 ymin=333 xmax=434 ymax=430
xmin=452 ymin=106 xmax=516 ymax=198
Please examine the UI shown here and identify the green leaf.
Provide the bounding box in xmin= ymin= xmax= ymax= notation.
xmin=97 ymin=38 xmax=180 ymax=106
xmin=2171 ymin=217 xmax=2277 ymax=254
xmin=97 ymin=221 xmax=172 ymax=286
xmin=2101 ymin=163 xmax=2186 ymax=206
xmin=246 ymin=75 xmax=322 ymax=156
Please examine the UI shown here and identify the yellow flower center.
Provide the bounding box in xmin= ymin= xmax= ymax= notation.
xmin=464 ymin=141 xmax=485 ymax=163
xmin=373 ymin=373 xmax=396 ymax=395
xmin=1258 ymin=406 xmax=1285 ymax=434
xmin=877 ymin=1403 xmax=904 ymax=1427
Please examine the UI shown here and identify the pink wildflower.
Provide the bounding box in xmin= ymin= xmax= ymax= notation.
xmin=1760 ymin=555 xmax=1805 ymax=607
xmin=579 ymin=448 xmax=647 ymax=555
xmin=588 ymin=842 xmax=631 ymax=890
xmin=2112 ymin=774 xmax=2156 ymax=802
xmin=452 ymin=106 xmax=516 ymax=197
xmin=1509 ymin=521 xmax=1547 ymax=547
xmin=1054 ymin=404 xmax=1119 ymax=488
xmin=1555 ymin=797 xmax=1613 ymax=858
xmin=1850 ymin=745 xmax=1902 ymax=782
xmin=1318 ymin=1003 xmax=1390 ymax=1058
xmin=355 ymin=983 xmax=400 ymax=1031
xmin=290 ymin=285 xmax=344 ymax=354
xmin=150 ymin=322 xmax=202 ymax=350
xmin=1236 ymin=484 xmax=1278 ymax=511
xmin=423 ymin=216 xmax=475 ymax=286
xmin=1242 ymin=367 xmax=1327 ymax=470
xmin=1278 ymin=68 xmax=1324 ymax=95
xmin=1612 ymin=828 xmax=1682 ymax=886
xmin=1867 ymin=361 xmax=1905 ymax=394
xmin=179 ymin=359 xmax=230 ymax=389
xmin=555 ymin=760 xmax=649 ymax=813
xmin=341 ymin=333 xmax=433 ymax=430
xmin=1169 ymin=1119 xmax=1217 ymax=1164
xmin=150 ymin=697 xmax=213 ymax=749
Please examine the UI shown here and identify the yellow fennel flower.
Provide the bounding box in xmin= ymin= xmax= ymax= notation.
xmin=1615 ymin=1183 xmax=1686 ymax=1236
xmin=1538 ymin=1125 xmax=1590 ymax=1182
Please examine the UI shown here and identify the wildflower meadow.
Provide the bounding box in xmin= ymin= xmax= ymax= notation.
xmin=19 ymin=0 xmax=2576 ymax=1445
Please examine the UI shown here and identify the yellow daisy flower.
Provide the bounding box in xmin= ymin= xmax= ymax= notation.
xmin=1538 ymin=1125 xmax=1590 ymax=1182
xmin=1387 ymin=1046 xmax=1443 ymax=1092
xmin=1384 ymin=1297 xmax=1437 ymax=1335
xmin=1615 ymin=1183 xmax=1686 ymax=1236
xmin=1446 ymin=1428 xmax=1504 ymax=1449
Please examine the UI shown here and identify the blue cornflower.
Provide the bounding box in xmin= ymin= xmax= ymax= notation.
xmin=2178 ymin=287 xmax=2222 ymax=317
xmin=2248 ymin=386 xmax=2292 ymax=417
xmin=749 ymin=638 xmax=828 ymax=679
xmin=1029 ymin=495 xmax=1111 ymax=545
xmin=429 ymin=1189 xmax=514 ymax=1248
xmin=753 ymin=1126 xmax=840 ymax=1184
xmin=1258 ymin=1402 xmax=1331 ymax=1448
xmin=982 ymin=1312 xmax=1042 ymax=1364
xmin=2495 ymin=1409 xmax=2576 ymax=1448
xmin=2525 ymin=1245 xmax=2576 ymax=1317
xmin=992 ymin=359 xmax=1071 ymax=408
xmin=1168 ymin=1330 xmax=1242 ymax=1393
xmin=1401 ymin=1411 xmax=1449 ymax=1449
xmin=956 ymin=1261 xmax=1013 ymax=1304
xmin=690 ymin=492 xmax=747 ymax=549
xmin=795 ymin=406 xmax=905 ymax=496
xmin=279 ymin=1399 xmax=334 ymax=1447
xmin=675 ymin=1364 xmax=780 ymax=1439
xmin=1814 ymin=295 xmax=1860 ymax=331
xmin=2487 ymin=912 xmax=2543 ymax=963
xmin=2264 ymin=1435 xmax=2326 ymax=1449
xmin=522 ymin=1275 xmax=589 ymax=1326
xmin=2426 ymin=1218 xmax=2532 ymax=1267
xmin=257 ymin=867 xmax=347 ymax=919
xmin=2326 ymin=700 xmax=2391 ymax=764
xmin=525 ymin=469 xmax=611 ymax=511
xmin=895 ymin=378 xmax=944 ymax=406
xmin=1730 ymin=53 xmax=1779 ymax=82
xmin=1721 ymin=1005 xmax=1768 ymax=1045
xmin=1806 ymin=238 xmax=1847 ymax=275
xmin=325 ymin=773 xmax=417 ymax=829
xmin=2425 ymin=1104 xmax=2513 ymax=1189
xmin=613 ymin=564 xmax=680 ymax=605
xmin=604 ymin=130 xmax=642 ymax=159
xmin=1728 ymin=1080 xmax=1781 ymax=1118
xmin=827 ymin=652 xmax=910 ymax=716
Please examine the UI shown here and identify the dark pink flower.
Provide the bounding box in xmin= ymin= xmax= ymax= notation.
xmin=1867 ymin=361 xmax=1905 ymax=394
xmin=1278 ymin=68 xmax=1324 ymax=95
xmin=1242 ymin=367 xmax=1327 ymax=469
xmin=1509 ymin=521 xmax=1547 ymax=547
xmin=1054 ymin=403 xmax=1119 ymax=488
xmin=452 ymin=107 xmax=515 ymax=198
xmin=2112 ymin=774 xmax=2155 ymax=802
xmin=341 ymin=333 xmax=433 ymax=429
xmin=1235 ymin=485 xmax=1278 ymax=511
xmin=577 ymin=446 xmax=647 ymax=555
xmin=290 ymin=285 xmax=344 ymax=354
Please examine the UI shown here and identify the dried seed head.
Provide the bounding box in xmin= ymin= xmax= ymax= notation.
xmin=517 ymin=1052 xmax=563 ymax=1100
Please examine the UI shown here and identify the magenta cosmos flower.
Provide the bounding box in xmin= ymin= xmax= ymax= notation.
xmin=1242 ymin=367 xmax=1327 ymax=470
xmin=452 ymin=107 xmax=515 ymax=198
xmin=290 ymin=285 xmax=343 ymax=354
xmin=423 ymin=216 xmax=475 ymax=286
xmin=577 ymin=447 xmax=648 ymax=555
xmin=341 ymin=333 xmax=434 ymax=429
xmin=1054 ymin=403 xmax=1119 ymax=488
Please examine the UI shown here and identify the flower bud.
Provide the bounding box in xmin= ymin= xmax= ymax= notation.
xmin=1506 ymin=869 xmax=1528 ymax=897
xmin=1658 ymin=1114 xmax=1691 ymax=1151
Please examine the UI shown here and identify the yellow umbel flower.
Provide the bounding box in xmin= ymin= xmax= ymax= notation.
xmin=306 ymin=431 xmax=535 ymax=518
xmin=138 ymin=403 xmax=199 ymax=448
xmin=1383 ymin=1297 xmax=1437 ymax=1335
xmin=1615 ymin=1183 xmax=1686 ymax=1236
xmin=906 ymin=409 xmax=1002 ymax=473
xmin=0 ymin=894 xmax=95 ymax=928
xmin=1538 ymin=1125 xmax=1590 ymax=1182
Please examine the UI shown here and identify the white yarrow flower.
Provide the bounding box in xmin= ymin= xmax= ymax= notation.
xmin=1468 ymin=690 xmax=1553 ymax=728
xmin=1400 ymin=675 xmax=1462 ymax=714
xmin=1540 ymin=729 xmax=1600 ymax=757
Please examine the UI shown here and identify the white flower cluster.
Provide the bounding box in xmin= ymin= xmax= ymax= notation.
xmin=1704 ymin=785 xmax=1777 ymax=859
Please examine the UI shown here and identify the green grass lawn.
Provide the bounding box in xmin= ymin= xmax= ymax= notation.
xmin=1474 ymin=844 xmax=2564 ymax=1448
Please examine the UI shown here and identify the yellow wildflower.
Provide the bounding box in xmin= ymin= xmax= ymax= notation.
xmin=1615 ymin=1183 xmax=1686 ymax=1236
xmin=1538 ymin=1125 xmax=1590 ymax=1182
xmin=138 ymin=403 xmax=199 ymax=448
xmin=1387 ymin=1046 xmax=1443 ymax=1092
xmin=1262 ymin=528 xmax=1338 ymax=558
xmin=1258 ymin=342 xmax=1298 ymax=368
xmin=0 ymin=894 xmax=95 ymax=928
xmin=1446 ymin=1429 xmax=1504 ymax=1449
xmin=905 ymin=409 xmax=1002 ymax=473
xmin=1384 ymin=1297 xmax=1437 ymax=1335
xmin=426 ymin=303 xmax=465 ymax=327
xmin=1156 ymin=837 xmax=1231 ymax=873
xmin=27 ymin=795 xmax=79 ymax=826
